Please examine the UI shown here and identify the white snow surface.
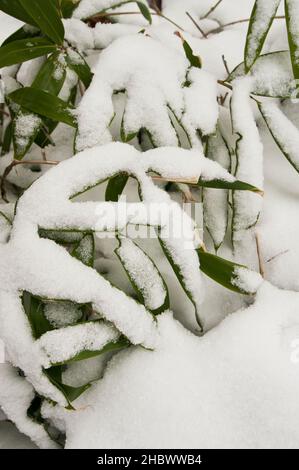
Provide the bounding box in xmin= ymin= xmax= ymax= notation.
xmin=63 ymin=283 xmax=299 ymax=449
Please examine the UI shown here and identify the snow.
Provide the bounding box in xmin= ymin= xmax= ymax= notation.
xmin=0 ymin=364 xmax=58 ymax=449
xmin=1 ymin=0 xmax=299 ymax=451
xmin=63 ymin=283 xmax=299 ymax=449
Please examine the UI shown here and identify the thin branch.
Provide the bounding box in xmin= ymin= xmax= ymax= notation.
xmin=87 ymin=9 xmax=185 ymax=31
xmin=1 ymin=160 xmax=58 ymax=202
xmin=202 ymin=0 xmax=224 ymax=19
xmin=255 ymin=232 xmax=265 ymax=278
xmin=266 ymin=249 xmax=289 ymax=263
xmin=186 ymin=11 xmax=207 ymax=38
xmin=206 ymin=15 xmax=285 ymax=36
xmin=221 ymin=54 xmax=230 ymax=75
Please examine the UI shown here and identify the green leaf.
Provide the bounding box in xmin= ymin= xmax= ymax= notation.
xmin=1 ymin=121 xmax=13 ymax=155
xmin=0 ymin=37 xmax=56 ymax=68
xmin=285 ymin=0 xmax=299 ymax=79
xmin=22 ymin=291 xmax=53 ymax=340
xmin=244 ymin=0 xmax=281 ymax=72
xmin=197 ymin=178 xmax=263 ymax=195
xmin=175 ymin=31 xmax=201 ymax=69
xmin=2 ymin=25 xmax=40 ymax=47
xmin=52 ymin=337 xmax=130 ymax=366
xmin=136 ymin=1 xmax=152 ymax=24
xmin=9 ymin=87 xmax=77 ymax=127
xmin=158 ymin=237 xmax=203 ymax=331
xmin=44 ymin=366 xmax=90 ymax=407
xmin=105 ymin=173 xmax=129 ymax=201
xmin=227 ymin=50 xmax=295 ymax=98
xmin=258 ymin=101 xmax=299 ymax=174
xmin=71 ymin=233 xmax=95 ymax=267
xmin=19 ymin=0 xmax=65 ymax=45
xmin=197 ymin=249 xmax=259 ymax=295
xmin=13 ymin=52 xmax=67 ymax=160
xmin=115 ymin=237 xmax=169 ymax=315
xmin=0 ymin=0 xmax=37 ymax=26
xmin=66 ymin=51 xmax=93 ymax=89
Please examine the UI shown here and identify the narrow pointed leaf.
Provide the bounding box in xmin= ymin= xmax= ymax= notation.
xmin=285 ymin=0 xmax=299 ymax=79
xmin=244 ymin=0 xmax=281 ymax=72
xmin=158 ymin=237 xmax=203 ymax=331
xmin=203 ymin=128 xmax=231 ymax=250
xmin=0 ymin=37 xmax=56 ymax=68
xmin=66 ymin=51 xmax=93 ymax=89
xmin=259 ymin=100 xmax=299 ymax=173
xmin=198 ymin=249 xmax=261 ymax=295
xmin=197 ymin=178 xmax=263 ymax=194
xmin=44 ymin=366 xmax=90 ymax=407
xmin=22 ymin=291 xmax=53 ymax=340
xmin=106 ymin=173 xmax=129 ymax=201
xmin=116 ymin=237 xmax=169 ymax=315
xmin=13 ymin=52 xmax=67 ymax=159
xmin=71 ymin=233 xmax=95 ymax=267
xmin=0 ymin=0 xmax=37 ymax=26
xmin=19 ymin=0 xmax=65 ymax=45
xmin=9 ymin=87 xmax=77 ymax=127
xmin=137 ymin=1 xmax=152 ymax=24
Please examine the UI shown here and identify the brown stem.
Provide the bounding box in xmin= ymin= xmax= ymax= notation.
xmin=255 ymin=232 xmax=265 ymax=278
xmin=186 ymin=11 xmax=207 ymax=38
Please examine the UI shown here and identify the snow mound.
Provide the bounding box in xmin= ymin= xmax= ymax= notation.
xmin=65 ymin=282 xmax=299 ymax=449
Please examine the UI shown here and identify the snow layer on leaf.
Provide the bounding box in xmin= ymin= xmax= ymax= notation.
xmin=245 ymin=0 xmax=281 ymax=70
xmin=232 ymin=267 xmax=263 ymax=294
xmin=76 ymin=35 xmax=217 ymax=150
xmin=38 ymin=321 xmax=119 ymax=366
xmin=76 ymin=35 xmax=187 ymax=150
xmin=65 ymin=282 xmax=299 ymax=449
xmin=93 ymin=23 xmax=141 ymax=49
xmin=181 ymin=68 xmax=218 ymax=143
xmin=231 ymin=77 xmax=263 ymax=263
xmin=203 ymin=126 xmax=231 ymax=250
xmin=14 ymin=112 xmax=42 ymax=154
xmin=44 ymin=302 xmax=82 ymax=328
xmin=0 ymin=364 xmax=58 ymax=449
xmin=117 ymin=237 xmax=167 ymax=311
